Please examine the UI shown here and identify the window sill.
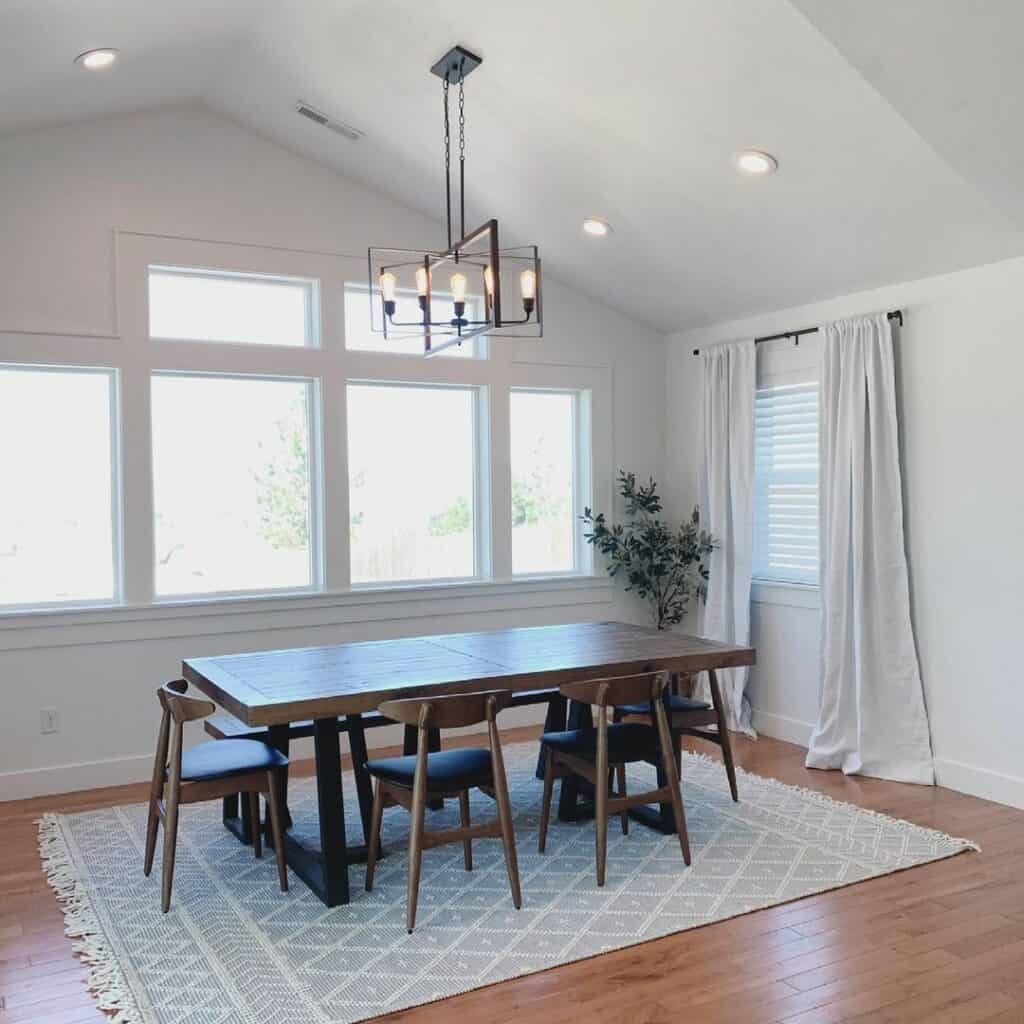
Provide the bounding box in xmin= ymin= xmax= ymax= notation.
xmin=751 ymin=580 xmax=820 ymax=609
xmin=0 ymin=575 xmax=614 ymax=651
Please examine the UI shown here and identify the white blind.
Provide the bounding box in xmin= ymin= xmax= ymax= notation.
xmin=753 ymin=380 xmax=819 ymax=585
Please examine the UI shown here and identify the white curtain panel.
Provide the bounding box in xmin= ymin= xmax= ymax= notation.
xmin=699 ymin=339 xmax=756 ymax=736
xmin=806 ymin=314 xmax=934 ymax=784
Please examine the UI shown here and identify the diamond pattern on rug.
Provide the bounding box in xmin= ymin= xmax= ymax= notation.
xmin=39 ymin=744 xmax=976 ymax=1024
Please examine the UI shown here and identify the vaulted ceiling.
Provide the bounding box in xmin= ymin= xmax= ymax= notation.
xmin=3 ymin=0 xmax=1023 ymax=331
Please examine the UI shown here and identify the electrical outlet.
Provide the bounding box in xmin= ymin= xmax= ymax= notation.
xmin=40 ymin=707 xmax=59 ymax=734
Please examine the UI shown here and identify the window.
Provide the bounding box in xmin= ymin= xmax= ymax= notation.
xmin=0 ymin=365 xmax=118 ymax=607
xmin=347 ymin=384 xmax=478 ymax=584
xmin=510 ymin=390 xmax=579 ymax=575
xmin=151 ymin=374 xmax=317 ymax=596
xmin=343 ymin=283 xmax=481 ymax=358
xmin=149 ymin=267 xmax=318 ymax=347
xmin=753 ymin=381 xmax=819 ymax=586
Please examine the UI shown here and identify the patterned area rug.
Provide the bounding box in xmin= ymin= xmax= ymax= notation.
xmin=38 ymin=743 xmax=976 ymax=1024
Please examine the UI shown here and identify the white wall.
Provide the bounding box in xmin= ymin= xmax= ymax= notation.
xmin=0 ymin=105 xmax=667 ymax=799
xmin=667 ymin=256 xmax=1024 ymax=808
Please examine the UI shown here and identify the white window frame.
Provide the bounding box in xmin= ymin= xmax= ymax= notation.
xmin=0 ymin=362 xmax=123 ymax=612
xmin=0 ymin=231 xmax=612 ymax=621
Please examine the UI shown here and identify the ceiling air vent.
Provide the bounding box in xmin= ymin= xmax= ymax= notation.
xmin=295 ymin=101 xmax=364 ymax=141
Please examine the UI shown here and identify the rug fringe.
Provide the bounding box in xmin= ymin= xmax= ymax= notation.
xmin=37 ymin=813 xmax=143 ymax=1024
xmin=680 ymin=749 xmax=981 ymax=853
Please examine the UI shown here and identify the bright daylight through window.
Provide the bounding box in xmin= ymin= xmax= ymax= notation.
xmin=0 ymin=365 xmax=118 ymax=607
xmin=151 ymin=374 xmax=316 ymax=597
xmin=347 ymin=384 xmax=477 ymax=584
xmin=753 ymin=381 xmax=820 ymax=586
xmin=510 ymin=390 xmax=577 ymax=575
xmin=149 ymin=267 xmax=318 ymax=347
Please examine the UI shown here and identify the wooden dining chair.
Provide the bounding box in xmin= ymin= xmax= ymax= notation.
xmin=613 ymin=670 xmax=739 ymax=802
xmin=144 ymin=679 xmax=290 ymax=913
xmin=363 ymin=690 xmax=521 ymax=932
xmin=538 ymin=672 xmax=690 ymax=886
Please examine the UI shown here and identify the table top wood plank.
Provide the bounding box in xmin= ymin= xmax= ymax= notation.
xmin=182 ymin=621 xmax=755 ymax=726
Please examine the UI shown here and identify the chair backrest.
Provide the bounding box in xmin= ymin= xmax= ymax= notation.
xmin=560 ymin=672 xmax=668 ymax=709
xmin=158 ymin=678 xmax=216 ymax=724
xmin=150 ymin=680 xmax=216 ymax=793
xmin=378 ymin=690 xmax=512 ymax=731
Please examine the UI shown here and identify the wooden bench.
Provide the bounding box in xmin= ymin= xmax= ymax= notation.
xmin=209 ymin=689 xmax=562 ymax=831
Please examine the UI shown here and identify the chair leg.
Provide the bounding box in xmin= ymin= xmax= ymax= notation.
xmin=708 ymin=668 xmax=739 ymax=802
xmin=615 ymin=763 xmax=629 ymax=835
xmin=407 ymin=778 xmax=427 ymax=932
xmin=265 ymin=770 xmax=288 ymax=893
xmin=143 ymin=798 xmax=160 ymax=877
xmin=492 ymin=767 xmax=522 ymax=910
xmin=248 ymin=792 xmax=262 ymax=859
xmin=365 ymin=779 xmax=385 ymax=892
xmin=538 ymin=747 xmax=555 ymax=854
xmin=595 ymin=715 xmax=609 ymax=887
xmin=160 ymin=785 xmax=180 ymax=913
xmin=458 ymin=789 xmax=473 ymax=871
xmin=658 ymin=729 xmax=692 ymax=866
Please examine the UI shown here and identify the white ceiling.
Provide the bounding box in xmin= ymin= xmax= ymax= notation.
xmin=3 ymin=0 xmax=1023 ymax=332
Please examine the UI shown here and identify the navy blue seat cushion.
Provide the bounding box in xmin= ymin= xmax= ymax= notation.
xmin=364 ymin=748 xmax=493 ymax=792
xmin=616 ymin=694 xmax=711 ymax=716
xmin=180 ymin=739 xmax=288 ymax=782
xmin=541 ymin=722 xmax=660 ymax=763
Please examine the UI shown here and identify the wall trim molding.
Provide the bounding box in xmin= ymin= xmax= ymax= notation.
xmin=751 ymin=709 xmax=815 ymax=747
xmin=0 ymin=577 xmax=614 ymax=652
xmin=934 ymin=756 xmax=1024 ymax=811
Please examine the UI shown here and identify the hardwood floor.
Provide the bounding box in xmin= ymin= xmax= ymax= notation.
xmin=3 ymin=729 xmax=1023 ymax=1023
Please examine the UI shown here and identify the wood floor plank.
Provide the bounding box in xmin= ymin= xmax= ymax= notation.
xmin=1 ymin=731 xmax=1020 ymax=1024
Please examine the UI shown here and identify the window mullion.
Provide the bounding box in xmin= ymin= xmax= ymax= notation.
xmin=120 ymin=362 xmax=156 ymax=604
xmin=488 ymin=385 xmax=512 ymax=581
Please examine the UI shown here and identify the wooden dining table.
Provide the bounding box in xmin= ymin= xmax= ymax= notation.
xmin=183 ymin=620 xmax=755 ymax=907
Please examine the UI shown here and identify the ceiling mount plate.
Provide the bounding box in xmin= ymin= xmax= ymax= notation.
xmin=430 ymin=45 xmax=483 ymax=83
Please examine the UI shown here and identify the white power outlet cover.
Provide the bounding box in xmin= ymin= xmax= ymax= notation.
xmin=40 ymin=707 xmax=59 ymax=734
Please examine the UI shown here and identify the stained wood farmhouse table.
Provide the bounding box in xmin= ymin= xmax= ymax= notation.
xmin=183 ymin=620 xmax=755 ymax=907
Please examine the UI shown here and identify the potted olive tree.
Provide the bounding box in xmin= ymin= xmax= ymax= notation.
xmin=581 ymin=472 xmax=714 ymax=630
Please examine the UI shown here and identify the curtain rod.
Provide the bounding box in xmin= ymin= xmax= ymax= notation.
xmin=691 ymin=309 xmax=903 ymax=356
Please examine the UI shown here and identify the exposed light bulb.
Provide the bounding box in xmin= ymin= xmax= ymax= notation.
xmin=483 ymin=266 xmax=495 ymax=297
xmin=450 ymin=272 xmax=468 ymax=304
xmin=415 ymin=266 xmax=429 ymax=297
xmin=519 ymin=269 xmax=536 ymax=302
xmin=379 ymin=271 xmax=397 ymax=302
xmin=75 ymin=48 xmax=119 ymax=70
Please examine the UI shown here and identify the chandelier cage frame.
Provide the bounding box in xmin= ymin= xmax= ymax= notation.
xmin=367 ymin=45 xmax=543 ymax=357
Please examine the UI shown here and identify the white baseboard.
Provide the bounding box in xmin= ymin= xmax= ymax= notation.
xmin=934 ymin=757 xmax=1024 ymax=811
xmin=751 ymin=709 xmax=814 ymax=748
xmin=0 ymin=705 xmax=549 ymax=803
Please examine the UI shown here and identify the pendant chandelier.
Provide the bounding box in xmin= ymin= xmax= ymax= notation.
xmin=368 ymin=45 xmax=543 ymax=356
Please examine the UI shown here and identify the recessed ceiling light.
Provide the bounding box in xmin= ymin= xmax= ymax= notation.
xmin=582 ymin=218 xmax=612 ymax=237
xmin=735 ymin=150 xmax=778 ymax=176
xmin=75 ymin=48 xmax=119 ymax=71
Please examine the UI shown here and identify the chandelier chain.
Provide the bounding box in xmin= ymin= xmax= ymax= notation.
xmin=443 ymin=76 xmax=452 ymax=249
xmin=458 ymin=61 xmax=466 ymax=239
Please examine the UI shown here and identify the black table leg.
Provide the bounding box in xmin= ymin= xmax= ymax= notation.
xmin=535 ymin=695 xmax=567 ymax=780
xmin=557 ymin=700 xmax=595 ymax=822
xmin=307 ymin=716 xmax=350 ymax=906
xmin=346 ymin=713 xmax=374 ymax=842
